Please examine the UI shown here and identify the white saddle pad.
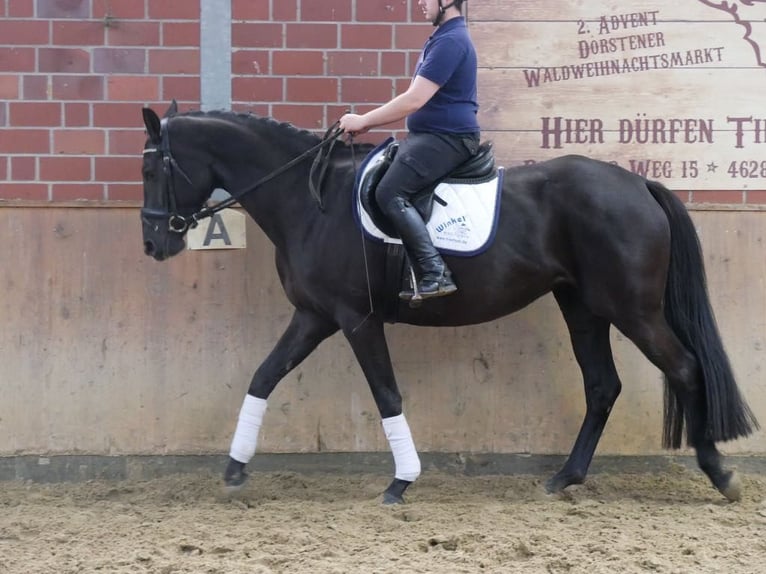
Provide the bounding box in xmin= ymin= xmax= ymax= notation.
xmin=354 ymin=143 xmax=504 ymax=257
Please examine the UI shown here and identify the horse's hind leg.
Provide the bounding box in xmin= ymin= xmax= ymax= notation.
xmin=224 ymin=309 xmax=338 ymax=490
xmin=616 ymin=313 xmax=740 ymax=501
xmin=547 ymin=287 xmax=623 ymax=493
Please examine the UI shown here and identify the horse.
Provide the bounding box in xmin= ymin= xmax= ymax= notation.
xmin=139 ymin=101 xmax=758 ymax=503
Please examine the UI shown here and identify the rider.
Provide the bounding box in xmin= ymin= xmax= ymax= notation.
xmin=339 ymin=0 xmax=479 ymax=301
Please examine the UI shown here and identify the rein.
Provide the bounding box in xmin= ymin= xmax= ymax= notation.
xmin=194 ymin=119 xmax=345 ymax=225
xmin=143 ymin=117 xmax=345 ymax=234
xmin=308 ymin=122 xmax=345 ymax=211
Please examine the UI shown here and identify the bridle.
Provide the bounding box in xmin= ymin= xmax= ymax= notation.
xmin=141 ymin=117 xmax=197 ymax=234
xmin=141 ymin=117 xmax=345 ymax=235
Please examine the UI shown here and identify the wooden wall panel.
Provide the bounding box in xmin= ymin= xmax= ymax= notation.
xmin=0 ymin=208 xmax=763 ymax=457
xmin=474 ymin=22 xmax=753 ymax=68
xmin=470 ymin=1 xmax=766 ymax=191
xmin=479 ymin=69 xmax=765 ymax=126
xmin=471 ymin=1 xmax=750 ymax=22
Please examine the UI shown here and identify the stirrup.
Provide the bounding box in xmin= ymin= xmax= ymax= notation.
xmin=398 ymin=266 xmax=419 ymax=303
xmin=415 ymin=277 xmax=457 ymax=301
xmin=399 ymin=267 xmax=457 ymax=306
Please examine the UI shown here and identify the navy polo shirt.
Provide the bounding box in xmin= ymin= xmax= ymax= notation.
xmin=407 ymin=17 xmax=479 ymax=135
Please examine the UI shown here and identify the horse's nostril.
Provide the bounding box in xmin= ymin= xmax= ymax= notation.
xmin=144 ymin=240 xmax=156 ymax=256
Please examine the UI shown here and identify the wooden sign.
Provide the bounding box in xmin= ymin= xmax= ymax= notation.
xmin=186 ymin=208 xmax=246 ymax=251
xmin=471 ymin=1 xmax=766 ymax=189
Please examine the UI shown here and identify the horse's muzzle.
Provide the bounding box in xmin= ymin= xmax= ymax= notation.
xmin=144 ymin=239 xmax=163 ymax=260
xmin=141 ymin=208 xmax=187 ymax=260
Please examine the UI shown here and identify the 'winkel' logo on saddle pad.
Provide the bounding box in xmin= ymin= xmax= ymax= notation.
xmin=353 ymin=140 xmax=504 ymax=257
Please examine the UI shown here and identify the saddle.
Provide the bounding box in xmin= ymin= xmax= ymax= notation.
xmin=359 ymin=140 xmax=496 ymax=238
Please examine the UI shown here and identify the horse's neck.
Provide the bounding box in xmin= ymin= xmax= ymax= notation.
xmin=239 ymin=172 xmax=315 ymax=250
xmin=211 ymin=118 xmax=320 ymax=250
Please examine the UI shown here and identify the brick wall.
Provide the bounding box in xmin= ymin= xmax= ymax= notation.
xmin=229 ymin=0 xmax=424 ymax=138
xmin=0 ymin=0 xmax=422 ymax=203
xmin=2 ymin=2 xmax=760 ymax=206
xmin=0 ymin=0 xmax=202 ymax=202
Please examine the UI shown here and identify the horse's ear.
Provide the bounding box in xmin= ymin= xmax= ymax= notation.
xmin=142 ymin=107 xmax=162 ymax=144
xmin=164 ymin=99 xmax=178 ymax=118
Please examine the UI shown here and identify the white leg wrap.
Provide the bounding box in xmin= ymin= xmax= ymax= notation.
xmin=229 ymin=395 xmax=267 ymax=464
xmin=382 ymin=413 xmax=421 ymax=482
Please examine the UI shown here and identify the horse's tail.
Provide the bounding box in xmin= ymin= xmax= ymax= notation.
xmin=645 ymin=180 xmax=759 ymax=448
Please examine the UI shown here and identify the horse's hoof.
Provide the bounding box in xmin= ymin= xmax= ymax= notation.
xmin=223 ymin=470 xmax=249 ymax=496
xmin=382 ymin=492 xmax=405 ymax=505
xmin=720 ymin=471 xmax=742 ymax=502
xmin=382 ymin=478 xmax=412 ymax=505
xmin=545 ymin=471 xmax=584 ymax=494
xmin=544 ymin=478 xmax=560 ymax=495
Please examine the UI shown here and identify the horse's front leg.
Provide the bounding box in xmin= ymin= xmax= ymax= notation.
xmin=341 ymin=316 xmax=420 ymax=504
xmin=224 ymin=309 xmax=338 ymax=490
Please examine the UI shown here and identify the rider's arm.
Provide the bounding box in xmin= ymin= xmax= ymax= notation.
xmin=340 ymin=75 xmax=440 ymax=134
xmin=364 ymin=75 xmax=440 ymax=128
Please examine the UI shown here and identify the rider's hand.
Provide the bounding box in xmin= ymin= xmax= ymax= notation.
xmin=339 ymin=113 xmax=369 ymax=136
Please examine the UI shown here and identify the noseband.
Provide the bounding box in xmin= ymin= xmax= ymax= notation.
xmin=141 ymin=117 xmax=345 ymax=235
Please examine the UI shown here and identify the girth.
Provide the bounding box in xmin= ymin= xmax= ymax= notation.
xmin=359 ymin=140 xmax=496 ymax=239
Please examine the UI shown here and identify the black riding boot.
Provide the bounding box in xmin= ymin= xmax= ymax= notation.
xmin=385 ymin=197 xmax=457 ymax=301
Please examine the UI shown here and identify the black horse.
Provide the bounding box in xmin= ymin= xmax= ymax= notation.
xmin=140 ymin=102 xmax=757 ymax=503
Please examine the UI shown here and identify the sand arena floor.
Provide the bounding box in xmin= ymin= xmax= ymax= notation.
xmin=1 ymin=468 xmax=765 ymax=574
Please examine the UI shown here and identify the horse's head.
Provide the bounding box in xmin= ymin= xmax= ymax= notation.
xmin=140 ymin=101 xmax=216 ymax=261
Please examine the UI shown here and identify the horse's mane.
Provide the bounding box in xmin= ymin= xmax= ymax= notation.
xmin=178 ymin=109 xmax=323 ymax=147
xmin=177 ymin=109 xmax=376 ymax=156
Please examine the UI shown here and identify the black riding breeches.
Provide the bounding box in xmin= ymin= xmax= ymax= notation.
xmin=376 ymin=131 xmax=479 ymax=217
